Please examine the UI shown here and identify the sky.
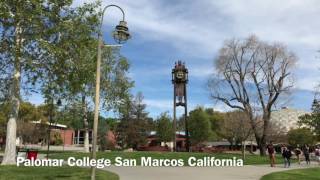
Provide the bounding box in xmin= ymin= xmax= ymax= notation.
xmin=28 ymin=0 xmax=320 ymax=118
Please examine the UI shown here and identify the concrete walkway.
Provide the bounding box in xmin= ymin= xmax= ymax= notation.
xmin=104 ymin=163 xmax=319 ymax=180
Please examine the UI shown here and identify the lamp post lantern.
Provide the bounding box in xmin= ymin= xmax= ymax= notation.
xmin=172 ymin=61 xmax=190 ymax=152
xmin=91 ymin=5 xmax=130 ymax=180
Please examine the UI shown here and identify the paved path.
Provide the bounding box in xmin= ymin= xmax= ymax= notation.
xmin=104 ymin=163 xmax=319 ymax=180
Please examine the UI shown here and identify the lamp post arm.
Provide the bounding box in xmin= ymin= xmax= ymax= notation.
xmin=98 ymin=5 xmax=126 ymax=35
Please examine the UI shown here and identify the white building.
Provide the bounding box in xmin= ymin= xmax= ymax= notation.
xmin=270 ymin=107 xmax=309 ymax=132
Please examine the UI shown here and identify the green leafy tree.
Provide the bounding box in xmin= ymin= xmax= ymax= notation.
xmin=0 ymin=0 xmax=87 ymax=164
xmin=188 ymin=107 xmax=211 ymax=147
xmin=0 ymin=0 xmax=132 ymax=159
xmin=0 ymin=101 xmax=49 ymax=146
xmin=0 ymin=102 xmax=10 ymax=146
xmin=116 ymin=92 xmax=152 ymax=149
xmin=98 ymin=117 xmax=108 ymax=151
xmin=97 ymin=117 xmax=122 ymax=151
xmin=106 ymin=118 xmax=119 ymax=132
xmin=36 ymin=2 xmax=101 ymax=153
xmin=54 ymin=2 xmax=133 ymax=152
xmin=156 ymin=112 xmax=173 ymax=144
xmin=205 ymin=108 xmax=224 ymax=141
xmin=287 ymin=128 xmax=315 ymax=146
xmin=217 ymin=111 xmax=252 ymax=147
xmin=18 ymin=102 xmax=40 ymax=122
xmin=298 ymin=99 xmax=320 ymax=140
xmin=17 ymin=102 xmax=41 ymax=144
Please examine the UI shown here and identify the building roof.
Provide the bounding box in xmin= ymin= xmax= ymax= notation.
xmin=149 ymin=131 xmax=186 ymax=136
xmin=31 ymin=120 xmax=67 ymax=128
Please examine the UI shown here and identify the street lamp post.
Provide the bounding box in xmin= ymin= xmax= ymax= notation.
xmin=46 ymin=98 xmax=61 ymax=159
xmin=91 ymin=5 xmax=130 ymax=180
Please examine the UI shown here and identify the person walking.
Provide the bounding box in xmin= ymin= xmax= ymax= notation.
xmin=267 ymin=141 xmax=276 ymax=167
xmin=315 ymin=145 xmax=320 ymax=165
xmin=282 ymin=146 xmax=292 ymax=168
xmin=294 ymin=146 xmax=302 ymax=165
xmin=303 ymin=144 xmax=311 ymax=165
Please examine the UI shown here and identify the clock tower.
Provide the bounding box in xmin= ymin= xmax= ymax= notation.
xmin=172 ymin=61 xmax=190 ymax=152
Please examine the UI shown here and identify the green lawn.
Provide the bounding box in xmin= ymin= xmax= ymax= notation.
xmin=50 ymin=151 xmax=287 ymax=165
xmin=261 ymin=167 xmax=320 ymax=180
xmin=0 ymin=165 xmax=119 ymax=180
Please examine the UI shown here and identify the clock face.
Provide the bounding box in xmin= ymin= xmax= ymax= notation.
xmin=176 ymin=71 xmax=184 ymax=80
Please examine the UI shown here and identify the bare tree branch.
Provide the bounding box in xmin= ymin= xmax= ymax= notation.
xmin=208 ymin=35 xmax=296 ymax=155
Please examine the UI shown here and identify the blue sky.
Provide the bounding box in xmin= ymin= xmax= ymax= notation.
xmin=28 ymin=0 xmax=320 ymax=118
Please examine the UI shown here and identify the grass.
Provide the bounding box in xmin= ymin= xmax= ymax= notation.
xmin=0 ymin=165 xmax=119 ymax=180
xmin=50 ymin=151 xmax=288 ymax=165
xmin=261 ymin=167 xmax=320 ymax=180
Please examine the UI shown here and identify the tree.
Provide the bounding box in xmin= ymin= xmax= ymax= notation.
xmin=205 ymin=108 xmax=224 ymax=141
xmin=0 ymin=0 xmax=132 ymax=161
xmin=0 ymin=0 xmax=83 ymax=164
xmin=156 ymin=112 xmax=173 ymax=145
xmin=287 ymin=128 xmax=315 ymax=146
xmin=57 ymin=3 xmax=133 ymax=152
xmin=208 ymin=35 xmax=296 ymax=155
xmin=218 ymin=111 xmax=252 ymax=160
xmin=17 ymin=102 xmax=41 ymax=144
xmin=116 ymin=92 xmax=152 ymax=149
xmin=176 ymin=115 xmax=185 ymax=131
xmin=0 ymin=101 xmax=52 ymax=146
xmin=188 ymin=107 xmax=211 ymax=147
xmin=98 ymin=117 xmax=108 ymax=151
xmin=51 ymin=2 xmax=100 ymax=153
xmin=218 ymin=111 xmax=252 ymax=148
xmin=298 ymin=99 xmax=320 ymax=140
xmin=18 ymin=102 xmax=40 ymax=122
xmin=0 ymin=102 xmax=10 ymax=148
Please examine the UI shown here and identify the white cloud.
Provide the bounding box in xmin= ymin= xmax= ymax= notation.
xmin=74 ymin=0 xmax=320 ymax=92
xmin=144 ymin=99 xmax=172 ymax=110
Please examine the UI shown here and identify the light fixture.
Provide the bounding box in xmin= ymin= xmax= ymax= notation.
xmin=113 ymin=20 xmax=131 ymax=44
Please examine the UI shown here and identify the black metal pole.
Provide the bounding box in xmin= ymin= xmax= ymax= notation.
xmin=46 ymin=126 xmax=50 ymax=158
xmin=184 ymin=84 xmax=190 ymax=152
xmin=46 ymin=98 xmax=53 ymax=159
xmin=173 ymin=83 xmax=176 ymax=152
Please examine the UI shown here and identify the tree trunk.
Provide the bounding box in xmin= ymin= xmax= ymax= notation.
xmin=259 ymin=143 xmax=267 ymax=156
xmin=2 ymin=24 xmax=22 ymax=165
xmin=82 ymin=95 xmax=90 ymax=153
xmin=259 ymin=113 xmax=270 ymax=156
xmin=254 ymin=134 xmax=267 ymax=156
xmin=241 ymin=141 xmax=245 ymax=160
xmin=2 ymin=70 xmax=20 ymax=164
xmin=2 ymin=117 xmax=18 ymax=165
xmin=247 ymin=110 xmax=267 ymax=156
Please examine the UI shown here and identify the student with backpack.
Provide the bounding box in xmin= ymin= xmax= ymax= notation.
xmin=282 ymin=146 xmax=292 ymax=168
xmin=303 ymin=144 xmax=311 ymax=165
